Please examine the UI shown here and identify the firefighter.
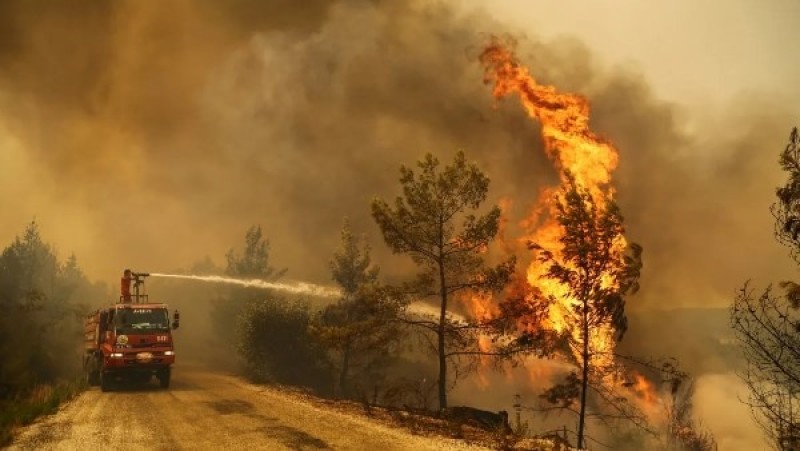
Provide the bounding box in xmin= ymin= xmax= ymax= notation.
xmin=121 ymin=269 xmax=133 ymax=303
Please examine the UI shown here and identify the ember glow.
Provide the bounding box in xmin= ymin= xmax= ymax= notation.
xmin=477 ymin=40 xmax=630 ymax=372
xmin=632 ymin=373 xmax=659 ymax=407
xmin=465 ymin=292 xmax=497 ymax=388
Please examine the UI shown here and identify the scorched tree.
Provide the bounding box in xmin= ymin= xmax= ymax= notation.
xmin=531 ymin=174 xmax=643 ymax=450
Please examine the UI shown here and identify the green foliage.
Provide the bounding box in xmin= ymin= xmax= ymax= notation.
xmin=310 ymin=219 xmax=404 ymax=398
xmin=311 ymin=285 xmax=404 ymax=398
xmin=774 ymin=127 xmax=800 ymax=260
xmin=371 ymin=152 xmax=506 ymax=285
xmin=225 ymin=225 xmax=287 ymax=279
xmin=212 ymin=225 xmax=287 ymax=353
xmin=371 ymin=151 xmax=514 ymax=410
xmin=0 ymin=221 xmax=102 ymax=399
xmin=0 ymin=221 xmax=99 ymax=446
xmin=0 ymin=378 xmax=85 ymax=447
xmin=329 ymin=219 xmax=379 ymax=297
xmin=237 ymin=297 xmax=332 ymax=393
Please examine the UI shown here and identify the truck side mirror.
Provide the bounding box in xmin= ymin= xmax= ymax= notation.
xmin=171 ymin=310 xmax=180 ymax=330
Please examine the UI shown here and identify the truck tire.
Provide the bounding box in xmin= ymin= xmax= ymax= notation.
xmin=158 ymin=368 xmax=171 ymax=389
xmin=86 ymin=368 xmax=99 ymax=386
xmin=85 ymin=357 xmax=99 ymax=386
xmin=100 ymin=371 xmax=112 ymax=392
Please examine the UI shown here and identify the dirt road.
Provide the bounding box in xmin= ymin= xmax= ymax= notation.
xmin=9 ymin=366 xmax=486 ymax=450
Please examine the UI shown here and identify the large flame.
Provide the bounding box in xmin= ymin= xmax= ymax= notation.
xmin=477 ymin=39 xmax=628 ymax=373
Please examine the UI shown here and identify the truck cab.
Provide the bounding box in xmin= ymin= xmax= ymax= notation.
xmin=84 ymin=272 xmax=180 ymax=391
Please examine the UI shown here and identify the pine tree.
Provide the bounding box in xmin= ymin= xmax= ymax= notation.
xmin=371 ymin=151 xmax=514 ymax=410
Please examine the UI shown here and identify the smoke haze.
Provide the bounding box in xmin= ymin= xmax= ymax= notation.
xmin=1 ymin=1 xmax=794 ymax=447
xmin=0 ymin=0 xmax=792 ymax=310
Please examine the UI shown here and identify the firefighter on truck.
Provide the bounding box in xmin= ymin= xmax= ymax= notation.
xmin=83 ymin=270 xmax=180 ymax=391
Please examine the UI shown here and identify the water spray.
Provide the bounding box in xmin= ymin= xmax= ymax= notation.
xmin=148 ymin=273 xmax=464 ymax=321
xmin=149 ymin=273 xmax=341 ymax=298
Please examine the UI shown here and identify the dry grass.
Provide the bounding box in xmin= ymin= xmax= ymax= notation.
xmin=0 ymin=379 xmax=85 ymax=447
xmin=262 ymin=383 xmax=565 ymax=450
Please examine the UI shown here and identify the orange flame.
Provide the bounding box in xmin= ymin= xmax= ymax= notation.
xmin=476 ymin=39 xmax=629 ymax=372
xmin=632 ymin=373 xmax=658 ymax=406
xmin=479 ymin=42 xmax=618 ymax=198
xmin=463 ymin=291 xmax=496 ymax=388
xmin=629 ymin=372 xmax=664 ymax=422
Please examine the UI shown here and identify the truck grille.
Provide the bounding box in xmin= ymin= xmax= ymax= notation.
xmin=123 ymin=358 xmax=164 ymax=365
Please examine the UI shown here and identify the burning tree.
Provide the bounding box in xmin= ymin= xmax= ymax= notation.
xmin=731 ymin=127 xmax=800 ymax=450
xmin=310 ymin=219 xmax=405 ymax=398
xmin=478 ymin=38 xmax=655 ymax=449
xmin=371 ymin=151 xmax=515 ymax=410
xmin=532 ymin=175 xmax=643 ymax=449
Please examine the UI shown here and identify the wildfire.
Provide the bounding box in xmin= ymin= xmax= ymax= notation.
xmin=465 ymin=291 xmax=497 ymax=389
xmin=629 ymin=372 xmax=664 ymax=422
xmin=476 ymin=39 xmax=629 ymax=372
xmin=632 ymin=373 xmax=658 ymax=406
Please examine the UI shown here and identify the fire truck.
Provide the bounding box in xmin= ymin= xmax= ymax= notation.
xmin=83 ymin=271 xmax=180 ymax=391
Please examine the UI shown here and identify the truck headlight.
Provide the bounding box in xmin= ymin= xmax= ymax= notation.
xmin=110 ymin=352 xmax=124 ymax=358
xmin=164 ymin=351 xmax=174 ymax=356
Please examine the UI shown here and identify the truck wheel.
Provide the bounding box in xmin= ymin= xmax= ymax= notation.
xmin=158 ymin=368 xmax=171 ymax=389
xmin=100 ymin=371 xmax=112 ymax=392
xmin=85 ymin=358 xmax=99 ymax=386
xmin=86 ymin=368 xmax=99 ymax=386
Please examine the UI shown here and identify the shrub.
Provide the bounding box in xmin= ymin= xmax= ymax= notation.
xmin=237 ymin=297 xmax=333 ymax=393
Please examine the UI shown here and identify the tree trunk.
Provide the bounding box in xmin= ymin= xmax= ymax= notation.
xmin=437 ymin=257 xmax=448 ymax=411
xmin=340 ymin=341 xmax=351 ymax=398
xmin=577 ymin=298 xmax=590 ymax=450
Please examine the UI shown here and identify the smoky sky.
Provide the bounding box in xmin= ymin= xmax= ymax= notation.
xmin=0 ymin=0 xmax=795 ymax=313
xmin=1 ymin=3 xmax=791 ymax=447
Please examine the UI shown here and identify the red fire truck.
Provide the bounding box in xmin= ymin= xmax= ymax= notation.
xmin=83 ymin=271 xmax=180 ymax=391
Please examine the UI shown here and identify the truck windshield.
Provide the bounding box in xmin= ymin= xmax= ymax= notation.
xmin=114 ymin=308 xmax=169 ymax=333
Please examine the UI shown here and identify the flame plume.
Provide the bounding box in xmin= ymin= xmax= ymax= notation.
xmin=478 ymin=39 xmax=628 ymax=370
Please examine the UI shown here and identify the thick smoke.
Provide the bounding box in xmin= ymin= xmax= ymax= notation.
xmin=0 ymin=0 xmax=791 ymax=307
xmin=0 ymin=1 xmax=792 ymax=445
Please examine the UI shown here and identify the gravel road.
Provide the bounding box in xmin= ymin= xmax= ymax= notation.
xmin=8 ymin=366 xmax=487 ymax=451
